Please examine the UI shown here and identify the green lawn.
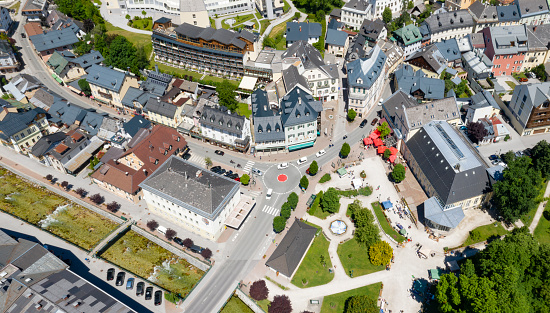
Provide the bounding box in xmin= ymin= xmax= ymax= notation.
xmin=221 ymin=296 xmax=254 ymax=313
xmin=505 ymin=81 xmax=517 ymax=90
xmin=520 ymin=181 xmax=548 ymax=226
xmin=210 ymin=17 xmax=216 ymax=28
xmin=236 ymin=103 xmax=251 ymax=118
xmin=129 ymin=17 xmax=153 ymax=31
xmin=8 ymin=1 xmax=20 ymax=13
xmin=150 ymin=61 xmax=240 ymax=88
xmin=266 ymin=15 xmax=296 ymax=50
xmin=534 ymin=202 xmax=550 ymax=245
xmin=255 ymin=12 xmax=262 ymax=20
xmin=223 ymin=14 xmax=255 ymax=29
xmin=321 ymin=283 xmax=382 ymax=313
xmin=462 ymin=223 xmax=509 ymax=247
xmin=371 ymin=202 xmax=406 ymax=243
xmin=308 ymin=191 xmax=340 ymax=219
xmin=105 ymin=22 xmax=152 ymax=57
xmin=291 ymin=230 xmax=334 ymax=288
xmin=337 ymin=238 xmax=385 ymax=277
xmin=260 ymin=19 xmax=271 ymax=35
xmin=257 ymin=299 xmax=270 ymax=312
xmin=283 ymin=0 xmax=290 ymax=12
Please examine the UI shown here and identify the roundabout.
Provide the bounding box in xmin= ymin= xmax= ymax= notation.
xmin=277 ymin=174 xmax=288 ymax=182
xmin=262 ymin=164 xmax=302 ymax=195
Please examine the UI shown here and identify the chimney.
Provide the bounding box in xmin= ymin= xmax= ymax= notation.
xmin=155 ymin=64 xmax=159 ymax=73
xmin=299 ymin=26 xmax=302 ymax=32
xmin=125 ymin=172 xmax=128 ymax=176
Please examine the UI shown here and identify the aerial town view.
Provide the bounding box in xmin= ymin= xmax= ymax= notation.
xmin=0 ymin=0 xmax=550 ymax=312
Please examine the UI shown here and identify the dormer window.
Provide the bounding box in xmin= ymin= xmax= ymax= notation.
xmin=219 ymin=120 xmax=223 ymax=125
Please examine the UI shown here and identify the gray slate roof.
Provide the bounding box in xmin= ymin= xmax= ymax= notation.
xmin=29 ymin=88 xmax=63 ymax=110
xmin=200 ymin=105 xmax=246 ymax=137
xmin=395 ymin=65 xmax=445 ymax=100
xmin=406 ymin=44 xmax=447 ymax=74
xmin=139 ymin=155 xmax=240 ymax=220
xmin=515 ymin=0 xmax=548 ymax=17
xmin=470 ymin=90 xmax=499 ymax=110
xmin=343 ymin=0 xmax=370 ymax=12
xmin=282 ymin=65 xmax=310 ymax=94
xmin=282 ymin=41 xmax=327 ymax=73
xmin=496 ymin=5 xmax=521 ymax=22
xmin=406 ymin=121 xmax=489 ymax=205
xmin=175 ymin=23 xmax=256 ymax=49
xmin=142 ymin=69 xmax=172 ymax=96
xmin=123 ymin=115 xmax=151 ymax=137
xmin=286 ymin=22 xmax=322 ymax=43
xmin=145 ymin=97 xmax=179 ymax=118
xmin=325 ymin=29 xmax=348 ymax=46
xmin=435 ymin=39 xmax=461 ymax=62
xmin=424 ymin=196 xmax=465 ymax=229
xmin=0 ymin=108 xmax=46 ymax=140
xmin=280 ymin=87 xmax=322 ymax=127
xmin=266 ymin=220 xmax=317 ymax=277
xmin=30 ymin=132 xmax=66 ymax=157
xmin=48 ymin=101 xmax=106 ymax=135
xmin=360 ymin=19 xmax=386 ymax=42
xmin=424 ymin=10 xmax=474 ymax=34
xmin=29 ymin=28 xmax=79 ymax=52
xmin=468 ymin=1 xmax=498 ymax=22
xmin=347 ymin=45 xmax=386 ymax=89
xmin=251 ymin=89 xmax=285 ymax=143
xmin=488 ymin=25 xmax=529 ymax=55
xmin=69 ymin=50 xmax=103 ymax=69
xmin=86 ymin=64 xmax=128 ymax=92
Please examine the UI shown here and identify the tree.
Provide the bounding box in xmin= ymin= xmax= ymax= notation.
xmin=217 ymin=80 xmax=238 ymax=111
xmin=493 ymin=156 xmax=543 ymax=221
xmin=287 ymin=192 xmax=299 ymax=209
xmin=377 ymin=122 xmax=391 ymax=139
xmin=347 ymin=109 xmax=357 ymax=121
xmin=89 ymin=193 xmax=104 ymax=204
xmin=75 ymin=187 xmax=86 ymax=197
xmin=103 ymin=36 xmax=148 ymax=76
xmin=467 ymin=121 xmax=488 ymax=144
xmin=501 ymin=150 xmax=516 ymax=164
xmin=164 ymin=292 xmax=180 ymax=304
xmin=532 ymin=140 xmax=550 ymax=179
xmin=369 ymin=241 xmax=393 ymax=265
xmin=340 ymin=142 xmax=350 ymax=158
xmin=382 ymin=7 xmax=393 ymax=24
xmin=240 ymin=174 xmax=250 ymax=185
xmin=78 ymin=79 xmax=91 ymax=96
xmin=300 ymin=175 xmax=309 ymax=190
xmin=273 ymin=216 xmax=286 ymax=233
xmin=125 ymin=14 xmax=131 ymax=21
xmin=142 ymin=10 xmax=147 ymax=17
xmin=83 ymin=19 xmax=95 ymax=33
xmin=205 ymin=157 xmax=212 ymax=168
xmin=269 ymin=295 xmax=292 ymax=313
xmin=201 ymin=248 xmax=212 ymax=259
xmin=281 ymin=205 xmax=292 ymax=219
xmin=408 ymin=1 xmax=414 ymax=9
xmin=532 ymin=64 xmax=547 ymax=81
xmin=391 ymin=164 xmax=406 ymax=183
xmin=60 ymin=181 xmax=69 ymax=189
xmin=345 ymin=295 xmax=378 ymax=313
xmin=383 ymin=149 xmax=391 ymax=160
xmin=182 ymin=238 xmax=193 ymax=249
xmin=45 ymin=174 xmax=53 ymax=181
xmin=250 ymin=280 xmax=269 ymax=301
xmin=146 ymin=220 xmax=159 ymax=231
xmin=106 ymin=201 xmax=120 ymax=212
xmin=320 ymin=188 xmax=339 ymax=213
xmin=347 ymin=200 xmax=362 ymax=217
xmin=165 ymin=228 xmax=177 ymax=240
xmin=355 ymin=222 xmax=381 ymax=247
xmin=309 ymin=160 xmax=319 ymax=176
xmin=315 ymin=10 xmax=325 ymax=23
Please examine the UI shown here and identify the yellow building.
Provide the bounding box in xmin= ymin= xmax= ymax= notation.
xmin=86 ymin=64 xmax=139 ymax=109
xmin=0 ymin=106 xmax=49 ymax=154
xmin=144 ymin=96 xmax=191 ymax=128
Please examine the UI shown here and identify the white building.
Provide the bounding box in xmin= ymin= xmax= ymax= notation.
xmin=255 ymin=0 xmax=284 ymax=19
xmin=341 ymin=0 xmax=372 ymax=30
xmin=370 ymin=0 xmax=402 ymax=20
xmin=140 ymin=156 xmax=242 ymax=240
xmin=199 ymin=105 xmax=251 ymax=153
xmin=121 ymin=0 xmax=209 ymax=27
xmin=346 ymin=44 xmax=386 ymax=117
xmin=423 ymin=10 xmax=475 ymax=43
xmin=203 ymin=0 xmax=254 ymax=16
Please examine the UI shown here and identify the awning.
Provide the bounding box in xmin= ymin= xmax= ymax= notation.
xmin=377 ymin=145 xmax=387 ymax=154
xmin=337 ymin=167 xmax=347 ymax=176
xmin=382 ymin=200 xmax=393 ymax=209
xmin=238 ymin=76 xmax=258 ymax=91
xmin=51 ymin=73 xmax=62 ymax=84
xmin=373 ymin=138 xmax=383 ymax=147
xmin=288 ymin=141 xmax=314 ymax=151
xmin=369 ymin=130 xmax=380 ymax=139
xmin=363 ymin=137 xmax=373 ymax=145
xmin=352 ymin=178 xmax=362 ymax=189
xmin=389 ymin=155 xmax=397 ymax=163
xmin=389 ymin=147 xmax=398 ymax=155
xmin=429 ymin=268 xmax=441 ymax=280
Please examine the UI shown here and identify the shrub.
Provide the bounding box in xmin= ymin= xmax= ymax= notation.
xmin=340 ymin=143 xmax=350 ymax=158
xmin=320 ymin=188 xmax=339 ymax=213
xmin=300 ymin=175 xmax=309 ymax=190
xmin=75 ymin=187 xmax=86 ymax=197
xmin=347 ymin=109 xmax=357 ymax=121
xmin=164 ymin=292 xmax=179 ymax=304
xmin=89 ymin=193 xmax=104 ymax=204
xmin=273 ymin=216 xmax=286 ymax=233
xmin=383 ymin=149 xmax=391 ymax=160
xmin=287 ymin=192 xmax=299 ymax=209
xmin=391 ymin=164 xmax=406 ymax=183
xmin=345 ymin=295 xmax=378 ymax=313
xmin=61 ymin=181 xmax=69 ymax=189
xmin=269 ymin=295 xmax=292 ymax=313
xmin=45 ymin=174 xmax=53 ymax=181
xmin=309 ymin=160 xmax=318 ymax=176
xmin=249 ymin=280 xmax=269 ymax=301
xmin=146 ymin=220 xmax=159 ymax=231
xmin=165 ymin=228 xmax=177 ymax=240
xmin=182 ymin=238 xmax=193 ymax=248
xmin=369 ymin=241 xmax=393 ymax=266
xmin=106 ymin=201 xmax=120 ymax=212
xmin=240 ymin=174 xmax=250 ymax=185
xmin=281 ymin=206 xmax=291 ymax=219
xmin=319 ymin=173 xmax=331 ymax=183
xmin=201 ymin=248 xmax=212 ymax=259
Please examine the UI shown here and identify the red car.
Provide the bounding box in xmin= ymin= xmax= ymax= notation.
xmin=234 ymin=177 xmax=240 ymax=182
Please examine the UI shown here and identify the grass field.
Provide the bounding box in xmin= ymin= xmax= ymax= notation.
xmin=105 ymin=22 xmax=152 ymax=57
xmin=257 ymin=299 xmax=270 ymax=312
xmin=266 ymin=15 xmax=296 ymax=50
xmin=337 ymin=238 xmax=385 ymax=277
xmin=462 ymin=223 xmax=509 ymax=247
xmin=130 ymin=18 xmax=153 ymax=31
xmin=220 ymin=296 xmax=254 ymax=313
xmin=210 ymin=17 xmax=216 ymax=28
xmin=99 ymin=230 xmax=204 ymax=296
xmin=260 ymin=20 xmax=271 ymax=35
xmin=291 ymin=230 xmax=333 ymax=288
xmin=372 ymin=202 xmax=406 ymax=243
xmin=534 ymin=202 xmax=550 ymax=245
xmin=520 ymin=181 xmax=548 ymax=226
xmin=8 ymin=1 xmax=21 ymax=13
xmin=44 ymin=205 xmax=119 ymax=251
xmin=321 ymin=283 xmax=382 ymax=313
xmin=236 ymin=103 xmax=251 ymax=118
xmin=150 ymin=62 xmax=240 ymax=88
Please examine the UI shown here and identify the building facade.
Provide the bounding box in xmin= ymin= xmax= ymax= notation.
xmin=341 ymin=0 xmax=372 ymax=30
xmin=423 ymin=10 xmax=475 ymax=43
xmin=481 ymin=25 xmax=528 ymax=76
xmin=199 ymin=105 xmax=251 ymax=152
xmin=0 ymin=40 xmax=18 ymax=73
xmin=86 ymin=64 xmax=140 ymax=108
xmin=0 ymin=106 xmax=48 ymax=154
xmin=393 ymin=24 xmax=422 ymax=58
xmin=0 ymin=6 xmax=13 ymax=33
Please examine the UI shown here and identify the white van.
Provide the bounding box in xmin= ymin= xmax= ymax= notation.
xmin=266 ymin=188 xmax=273 ymax=199
xmin=157 ymin=226 xmax=167 ymax=235
xmin=297 ymin=157 xmax=308 ymax=165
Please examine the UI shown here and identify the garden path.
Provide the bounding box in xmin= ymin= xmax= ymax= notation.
xmin=529 ymin=182 xmax=550 ymax=233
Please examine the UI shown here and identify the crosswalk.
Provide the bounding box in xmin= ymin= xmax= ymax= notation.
xmin=243 ymin=160 xmax=255 ymax=172
xmin=187 ymin=154 xmax=205 ymax=167
xmin=249 ymin=190 xmax=261 ymax=199
xmin=262 ymin=205 xmax=279 ymax=216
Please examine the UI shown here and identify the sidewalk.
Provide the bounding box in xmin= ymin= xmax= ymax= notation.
xmin=529 ymin=182 xmax=550 ymax=233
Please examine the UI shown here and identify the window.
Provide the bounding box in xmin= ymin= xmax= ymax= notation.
xmin=193 ymin=14 xmax=196 ymax=18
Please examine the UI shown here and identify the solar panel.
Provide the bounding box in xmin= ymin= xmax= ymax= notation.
xmin=435 ymin=123 xmax=464 ymax=159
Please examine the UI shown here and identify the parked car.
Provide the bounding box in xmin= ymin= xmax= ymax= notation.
xmin=489 ymin=154 xmax=499 ymax=161
xmin=371 ymin=118 xmax=379 ymax=126
xmin=218 ymin=168 xmax=227 ymax=175
xmin=277 ymin=162 xmax=289 ymax=170
xmin=173 ymin=237 xmax=184 ymax=246
xmin=182 ymin=153 xmax=191 ymax=160
xmin=126 ymin=278 xmax=134 ymax=290
xmin=234 ymin=176 xmax=240 ymax=182
xmin=224 ymin=170 xmax=233 ymax=177
xmin=460 ymin=126 xmax=467 ymax=131
xmin=491 ymin=159 xmax=502 ymax=165
xmin=154 ymin=290 xmax=162 ymax=306
xmin=136 ymin=282 xmax=144 ymax=296
xmin=190 ymin=245 xmax=204 ymax=254
xmin=214 ymin=150 xmax=224 ymax=156
xmin=210 ymin=166 xmax=221 ymax=172
xmin=145 ymin=287 xmax=153 ymax=300
xmin=266 ymin=188 xmax=273 ymax=199
xmin=316 ymin=149 xmax=326 ymax=158
xmin=252 ymin=168 xmax=263 ymax=176
xmin=297 ymin=157 xmax=307 ymax=165
xmin=359 ymin=119 xmax=368 ymax=128
xmin=515 ymin=150 xmax=525 ymax=158
xmin=519 ymin=77 xmax=528 ymax=82
xmin=116 ymin=272 xmax=125 ymax=286
xmin=229 ymin=173 xmax=239 ymax=179
xmin=524 ymin=148 xmax=533 ymax=157
xmin=107 ymin=268 xmax=115 ymax=281
xmin=343 ymin=135 xmax=348 ymax=140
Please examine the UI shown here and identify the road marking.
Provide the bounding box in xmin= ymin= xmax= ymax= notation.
xmin=243 ymin=160 xmax=255 ymax=172
xmin=262 ymin=205 xmax=279 ymax=216
xmin=187 ymin=154 xmax=205 ymax=167
xmin=249 ymin=191 xmax=261 ymax=198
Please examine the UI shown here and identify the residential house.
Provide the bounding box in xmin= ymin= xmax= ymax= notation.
xmin=394 ymin=64 xmax=445 ymax=102
xmin=393 ymin=24 xmax=422 ymax=58
xmin=381 ymin=90 xmax=461 ymax=141
xmin=403 ymin=120 xmax=489 ymax=231
xmin=92 ymin=125 xmax=187 ymax=202
xmin=47 ymin=50 xmax=104 ymax=83
xmin=281 ymin=41 xmax=339 ymax=102
xmin=46 ymin=9 xmax=68 ymax=27
xmin=358 ymin=19 xmax=387 ymax=47
xmin=465 ymin=90 xmax=500 ymax=123
xmin=325 ymin=29 xmax=350 ymax=57
xmin=408 ymin=3 xmax=426 ymax=19
xmin=345 ymin=34 xmax=367 ymax=62
xmin=418 ymin=24 xmax=431 ymax=47
xmin=44 ymin=129 xmax=104 ymax=175
xmin=502 ymin=82 xmax=550 ymax=135
xmin=468 ymin=1 xmax=498 ymax=32
xmin=141 ymin=65 xmax=173 ymax=97
xmin=446 ymin=0 xmax=476 ymax=11
xmin=251 ymin=88 xmax=286 ymax=152
xmin=423 ymin=10 xmax=474 ymax=43
xmin=97 ymin=117 xmax=121 ymax=141
xmin=515 ymin=0 xmax=549 ymax=25
xmin=379 ymin=39 xmax=404 ymax=75
xmin=172 ymin=79 xmax=199 ymax=100
xmin=23 ymin=22 xmax=42 ymax=37
xmin=0 ymin=105 xmax=48 ymax=154
xmin=199 ymin=105 xmax=251 ymax=152
xmin=0 ymin=229 xmax=134 ymax=313
xmin=370 ymin=0 xmax=403 ymax=20
xmin=28 ymin=28 xmax=79 ymax=62
xmin=86 ymin=64 xmax=139 ymax=109
xmin=328 ymin=18 xmax=343 ymax=31
xmin=0 ymin=6 xmax=13 ymax=33
xmin=121 ymin=87 xmax=153 ymax=115
xmin=462 ymin=49 xmax=494 ymax=81
xmin=29 ymin=88 xmax=63 ymax=110
xmin=285 ymin=22 xmax=322 ymax=47
xmin=435 ymin=39 xmax=462 ymax=68
xmin=522 ymin=26 xmax=548 ymax=71
xmin=3 ymin=74 xmax=41 ymax=102
xmin=50 ymin=17 xmax=85 ymax=39
xmin=347 ymin=44 xmax=387 ymax=117
xmin=0 ymin=40 xmax=19 ymax=73
xmin=341 ymin=0 xmax=372 ymax=30
xmin=47 ymin=101 xmax=107 ymax=136
xmin=496 ymin=5 xmax=521 ymax=26
xmin=481 ymin=25 xmax=528 ymax=77
xmin=22 ymin=0 xmax=48 ymax=21
xmin=405 ymin=44 xmax=448 ymax=77
xmin=29 ymin=131 xmax=66 ymax=163
xmin=144 ymin=96 xmax=189 ymax=128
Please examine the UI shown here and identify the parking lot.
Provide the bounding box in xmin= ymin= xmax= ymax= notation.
xmin=104 ymin=267 xmax=166 ymax=310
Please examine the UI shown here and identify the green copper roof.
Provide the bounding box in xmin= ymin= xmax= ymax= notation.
xmin=393 ymin=24 xmax=422 ymax=45
xmin=46 ymin=51 xmax=69 ymax=75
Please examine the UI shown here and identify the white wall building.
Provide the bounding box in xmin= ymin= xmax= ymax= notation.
xmin=140 ymin=156 xmax=242 ymax=240
xmin=370 ymin=0 xmax=402 ymax=20
xmin=203 ymin=0 xmax=254 ymax=16
xmin=120 ymin=0 xmax=209 ymax=27
xmin=341 ymin=0 xmax=372 ymax=30
xmin=199 ymin=105 xmax=251 ymax=152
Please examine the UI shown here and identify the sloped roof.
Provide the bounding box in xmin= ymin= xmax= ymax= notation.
xmin=200 ymin=105 xmax=246 ymax=136
xmin=30 ymin=132 xmax=66 ymax=157
xmin=424 ymin=197 xmax=465 ymax=229
xmin=435 ymin=39 xmax=461 ymax=62
xmin=496 ymin=5 xmax=521 ymax=22
xmin=424 ymin=10 xmax=474 ymax=34
xmin=69 ymin=50 xmax=104 ymax=69
xmin=282 ymin=65 xmax=310 ymax=94
xmin=515 ymin=0 xmax=548 ymax=17
xmin=86 ymin=64 xmax=127 ymax=92
xmin=144 ymin=97 xmax=178 ymax=118
xmin=406 ymin=44 xmax=447 ymax=74
xmin=347 ymin=45 xmax=386 ymax=89
xmin=286 ymin=22 xmax=322 ymax=42
xmin=123 ymin=115 xmax=151 ymax=137
xmin=282 ymin=41 xmax=327 ymax=72
xmin=468 ymin=1 xmax=498 ymax=22
xmin=394 ymin=24 xmax=422 ymax=46
xmin=29 ymin=28 xmax=79 ymax=52
xmin=343 ymin=0 xmax=370 ymax=12
xmin=326 ymin=29 xmax=348 ymax=46
xmin=359 ymin=19 xmax=386 ymax=42
xmin=251 ymin=88 xmax=285 ymax=143
xmin=266 ymin=220 xmax=317 ymax=277
xmin=175 ymin=23 xmax=255 ymax=49
xmin=280 ymin=86 xmax=322 ymax=127
xmin=46 ymin=51 xmax=69 ymax=74
xmin=0 ymin=108 xmax=46 ymax=140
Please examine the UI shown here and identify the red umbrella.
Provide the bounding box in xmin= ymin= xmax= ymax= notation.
xmin=373 ymin=138 xmax=383 ymax=147
xmin=369 ymin=131 xmax=380 ymax=139
xmin=389 ymin=147 xmax=398 ymax=155
xmin=377 ymin=146 xmax=387 ymax=154
xmin=363 ymin=137 xmax=373 ymax=145
xmin=389 ymin=155 xmax=397 ymax=163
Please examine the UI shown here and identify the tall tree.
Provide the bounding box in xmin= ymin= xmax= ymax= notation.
xmin=269 ymin=295 xmax=292 ymax=313
xmin=217 ymin=80 xmax=239 ymax=111
xmin=340 ymin=142 xmax=350 ymax=158
xmin=377 ymin=122 xmax=391 ymax=138
xmin=287 ymin=192 xmax=299 ymax=209
xmin=309 ymin=160 xmax=319 ymax=176
xmin=347 ymin=108 xmax=356 ymax=121
xmin=369 ymin=240 xmax=393 ymax=265
xmin=249 ymin=280 xmax=269 ymax=301
xmin=467 ymin=121 xmax=488 ymax=143
xmin=382 ymin=7 xmax=393 ymax=24
xmin=320 ymin=188 xmax=339 ymax=213
xmin=273 ymin=216 xmax=286 ymax=233
xmin=300 ymin=175 xmax=309 ymax=190
xmin=78 ymin=79 xmax=91 ymax=96
xmin=532 ymin=140 xmax=550 ymax=179
xmin=391 ymin=164 xmax=406 ymax=183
